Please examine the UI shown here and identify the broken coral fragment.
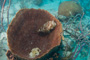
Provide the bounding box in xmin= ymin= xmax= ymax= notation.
xmin=7 ymin=9 xmax=63 ymax=60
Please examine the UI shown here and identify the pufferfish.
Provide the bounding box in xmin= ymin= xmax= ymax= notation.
xmin=38 ymin=20 xmax=56 ymax=33
xmin=38 ymin=20 xmax=64 ymax=40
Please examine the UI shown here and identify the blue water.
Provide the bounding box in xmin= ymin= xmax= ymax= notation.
xmin=0 ymin=0 xmax=90 ymax=60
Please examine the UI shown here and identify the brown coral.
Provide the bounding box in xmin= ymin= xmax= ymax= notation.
xmin=7 ymin=9 xmax=62 ymax=60
xmin=58 ymin=1 xmax=83 ymax=19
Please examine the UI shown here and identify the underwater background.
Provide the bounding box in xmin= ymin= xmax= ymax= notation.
xmin=0 ymin=0 xmax=90 ymax=60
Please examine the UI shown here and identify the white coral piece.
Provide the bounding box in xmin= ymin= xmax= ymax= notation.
xmin=29 ymin=47 xmax=41 ymax=58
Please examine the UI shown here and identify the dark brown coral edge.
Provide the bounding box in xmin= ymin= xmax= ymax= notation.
xmin=7 ymin=9 xmax=63 ymax=60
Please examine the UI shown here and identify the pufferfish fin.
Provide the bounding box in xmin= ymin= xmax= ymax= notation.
xmin=61 ymin=35 xmax=64 ymax=40
xmin=60 ymin=30 xmax=64 ymax=40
